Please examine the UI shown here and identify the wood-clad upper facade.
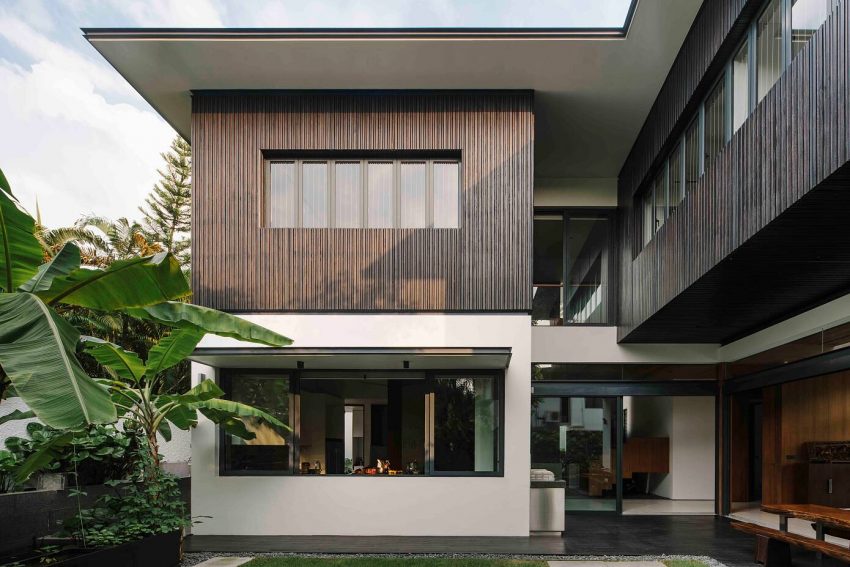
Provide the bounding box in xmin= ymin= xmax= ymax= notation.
xmin=191 ymin=92 xmax=533 ymax=312
xmin=618 ymin=0 xmax=850 ymax=343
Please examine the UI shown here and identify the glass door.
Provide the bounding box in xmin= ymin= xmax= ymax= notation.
xmin=531 ymin=396 xmax=620 ymax=512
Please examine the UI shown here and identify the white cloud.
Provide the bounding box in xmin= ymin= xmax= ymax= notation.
xmin=0 ymin=16 xmax=174 ymax=228
xmin=107 ymin=0 xmax=224 ymax=27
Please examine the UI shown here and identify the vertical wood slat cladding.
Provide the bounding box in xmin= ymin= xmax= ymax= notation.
xmin=191 ymin=92 xmax=533 ymax=312
xmin=617 ymin=1 xmax=850 ymax=342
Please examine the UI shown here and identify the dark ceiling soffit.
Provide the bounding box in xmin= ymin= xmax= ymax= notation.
xmin=532 ymin=380 xmax=716 ymax=396
xmin=81 ymin=1 xmax=639 ymax=41
xmin=724 ymin=347 xmax=850 ymax=394
xmin=190 ymin=346 xmax=513 ymax=367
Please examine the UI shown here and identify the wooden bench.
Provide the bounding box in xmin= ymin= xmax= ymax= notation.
xmin=731 ymin=520 xmax=850 ymax=566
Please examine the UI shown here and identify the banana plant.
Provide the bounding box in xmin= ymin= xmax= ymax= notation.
xmin=83 ymin=331 xmax=288 ymax=479
xmin=0 ymin=167 xmax=292 ymax=431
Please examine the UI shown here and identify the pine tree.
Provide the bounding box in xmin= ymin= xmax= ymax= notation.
xmin=140 ymin=136 xmax=192 ymax=266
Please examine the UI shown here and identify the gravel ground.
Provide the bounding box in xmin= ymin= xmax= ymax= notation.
xmin=181 ymin=552 xmax=728 ymax=567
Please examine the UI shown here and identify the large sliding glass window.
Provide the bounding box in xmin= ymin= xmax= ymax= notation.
xmin=221 ymin=374 xmax=293 ymax=474
xmin=433 ymin=375 xmax=499 ymax=473
xmin=533 ymin=210 xmax=614 ymax=326
xmin=533 ymin=214 xmax=564 ymax=326
xmin=756 ymin=0 xmax=785 ymax=103
xmin=531 ymin=396 xmax=619 ymax=512
xmin=264 ymin=156 xmax=460 ymax=229
xmin=220 ymin=371 xmax=502 ymax=476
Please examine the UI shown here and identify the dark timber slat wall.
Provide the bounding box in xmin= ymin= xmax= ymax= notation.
xmin=617 ymin=0 xmax=850 ymax=342
xmin=191 ymin=92 xmax=534 ymax=312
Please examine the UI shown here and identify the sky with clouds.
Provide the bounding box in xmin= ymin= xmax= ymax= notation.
xmin=0 ymin=0 xmax=631 ymax=228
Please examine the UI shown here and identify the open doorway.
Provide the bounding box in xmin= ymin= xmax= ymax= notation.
xmin=621 ymin=396 xmax=715 ymax=515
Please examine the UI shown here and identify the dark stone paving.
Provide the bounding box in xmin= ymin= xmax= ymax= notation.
xmin=185 ymin=514 xmax=841 ymax=567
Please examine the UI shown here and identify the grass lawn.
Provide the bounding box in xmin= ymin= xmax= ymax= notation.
xmin=243 ymin=559 xmax=548 ymax=567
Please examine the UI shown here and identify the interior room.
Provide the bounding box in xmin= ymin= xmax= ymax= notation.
xmin=221 ymin=370 xmax=501 ymax=477
xmin=728 ymin=371 xmax=850 ymax=545
xmin=622 ymin=396 xmax=715 ymax=515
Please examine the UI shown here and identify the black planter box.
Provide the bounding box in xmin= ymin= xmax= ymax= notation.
xmin=52 ymin=530 xmax=181 ymax=567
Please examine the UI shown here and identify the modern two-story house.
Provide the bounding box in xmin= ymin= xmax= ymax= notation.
xmin=85 ymin=0 xmax=850 ymax=539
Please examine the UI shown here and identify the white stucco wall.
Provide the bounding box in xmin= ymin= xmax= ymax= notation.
xmin=625 ymin=395 xmax=715 ymax=501
xmin=191 ymin=313 xmax=532 ymax=536
xmin=532 ymin=326 xmax=719 ymax=363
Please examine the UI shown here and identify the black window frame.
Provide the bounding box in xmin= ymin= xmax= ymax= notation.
xmin=261 ymin=150 xmax=463 ymax=230
xmin=218 ymin=368 xmax=505 ymax=478
xmin=533 ymin=207 xmax=618 ymax=327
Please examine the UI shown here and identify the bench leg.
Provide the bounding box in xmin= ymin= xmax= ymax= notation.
xmin=763 ymin=538 xmax=792 ymax=567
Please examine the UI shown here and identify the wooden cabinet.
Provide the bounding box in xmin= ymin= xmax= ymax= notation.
xmin=623 ymin=437 xmax=669 ymax=479
xmin=806 ymin=463 xmax=850 ymax=506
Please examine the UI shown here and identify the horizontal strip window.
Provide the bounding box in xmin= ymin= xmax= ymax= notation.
xmin=533 ymin=363 xmax=721 ymax=382
xmin=264 ymin=158 xmax=461 ymax=229
xmin=634 ymin=0 xmax=839 ymax=253
xmin=220 ymin=370 xmax=502 ymax=477
xmin=727 ymin=319 xmax=850 ymax=379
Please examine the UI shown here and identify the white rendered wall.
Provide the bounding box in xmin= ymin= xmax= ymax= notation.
xmin=532 ymin=326 xmax=719 ymax=363
xmin=624 ymin=396 xmax=714 ymax=501
xmin=191 ymin=313 xmax=531 ymax=536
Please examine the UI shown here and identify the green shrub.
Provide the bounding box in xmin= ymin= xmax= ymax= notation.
xmin=5 ymin=423 xmax=141 ymax=486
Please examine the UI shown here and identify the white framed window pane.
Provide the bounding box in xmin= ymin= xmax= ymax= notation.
xmin=757 ymin=0 xmax=784 ymax=103
xmin=792 ymin=0 xmax=832 ymax=59
xmin=367 ymin=162 xmax=394 ymax=228
xmin=399 ymin=161 xmax=429 ymax=228
xmin=266 ymin=161 xmax=296 ymax=228
xmin=334 ymin=161 xmax=362 ymax=228
xmin=433 ymin=162 xmax=459 ymax=228
xmin=732 ymin=41 xmax=750 ymax=133
xmin=302 ymin=162 xmax=329 ymax=228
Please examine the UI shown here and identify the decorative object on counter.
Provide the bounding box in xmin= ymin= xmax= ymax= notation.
xmin=406 ymin=460 xmax=420 ymax=475
xmin=808 ymin=441 xmax=850 ymax=463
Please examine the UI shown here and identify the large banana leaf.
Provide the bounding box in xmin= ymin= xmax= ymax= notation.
xmin=0 ymin=183 xmax=42 ymax=292
xmin=36 ymin=252 xmax=189 ymax=310
xmin=193 ymin=398 xmax=288 ymax=430
xmin=126 ymin=302 xmax=292 ymax=347
xmin=81 ymin=337 xmax=146 ymax=382
xmin=14 ymin=431 xmax=74 ymax=482
xmin=0 ymin=293 xmax=117 ymax=429
xmin=0 ymin=408 xmax=35 ymax=426
xmin=19 ymin=243 xmax=80 ymax=293
xmin=177 ymin=378 xmax=225 ymax=403
xmin=145 ymin=327 xmax=205 ymax=379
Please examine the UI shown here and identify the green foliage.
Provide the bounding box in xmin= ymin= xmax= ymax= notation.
xmin=140 ymin=137 xmax=192 ymax=267
xmin=0 ymin=172 xmax=42 ymax=292
xmin=0 ymin=448 xmax=20 ymax=493
xmin=5 ymin=423 xmax=141 ymax=486
xmin=0 ymin=293 xmax=117 ymax=429
xmin=61 ymin=469 xmax=188 ymax=548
